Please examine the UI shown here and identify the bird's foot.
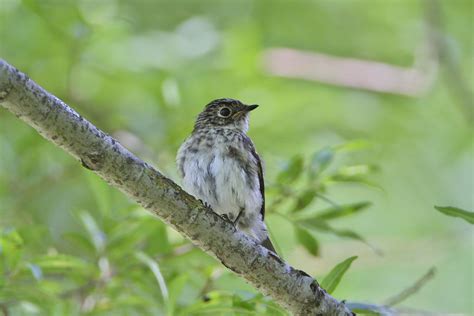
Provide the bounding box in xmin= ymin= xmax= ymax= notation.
xmin=199 ymin=199 xmax=212 ymax=209
xmin=220 ymin=213 xmax=236 ymax=225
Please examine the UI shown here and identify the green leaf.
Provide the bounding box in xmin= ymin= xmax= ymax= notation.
xmin=232 ymin=295 xmax=255 ymax=311
xmin=295 ymin=227 xmax=319 ymax=256
xmin=307 ymin=219 xmax=365 ymax=242
xmin=326 ymin=164 xmax=379 ymax=188
xmin=314 ymin=201 xmax=372 ymax=220
xmin=435 ymin=206 xmax=474 ymax=224
xmin=35 ymin=254 xmax=91 ymax=270
xmin=297 ymin=218 xmax=332 ymax=230
xmin=168 ymin=274 xmax=188 ymax=314
xmin=337 ymin=164 xmax=379 ymax=177
xmin=321 ymin=256 xmax=358 ymax=294
xmin=134 ymin=251 xmax=169 ymax=305
xmin=276 ymin=155 xmax=304 ymax=184
xmin=292 ymin=189 xmax=317 ymax=213
xmin=1 ymin=228 xmax=23 ymax=246
xmin=79 ymin=212 xmax=106 ymax=253
xmin=310 ymin=147 xmax=334 ymax=176
xmin=326 ymin=173 xmax=382 ymax=191
xmin=0 ymin=228 xmax=24 ymax=272
xmin=0 ymin=280 xmax=55 ymax=305
xmin=296 ymin=219 xmax=379 ymax=254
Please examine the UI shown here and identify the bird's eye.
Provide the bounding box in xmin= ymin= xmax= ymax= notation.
xmin=218 ymin=107 xmax=232 ymax=118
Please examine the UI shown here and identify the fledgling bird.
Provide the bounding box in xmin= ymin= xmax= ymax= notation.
xmin=176 ymin=98 xmax=276 ymax=253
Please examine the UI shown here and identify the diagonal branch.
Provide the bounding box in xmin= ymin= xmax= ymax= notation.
xmin=0 ymin=59 xmax=353 ymax=316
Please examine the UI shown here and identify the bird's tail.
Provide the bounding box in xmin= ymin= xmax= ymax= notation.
xmin=261 ymin=237 xmax=278 ymax=255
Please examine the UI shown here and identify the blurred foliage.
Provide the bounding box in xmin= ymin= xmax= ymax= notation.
xmin=0 ymin=0 xmax=473 ymax=315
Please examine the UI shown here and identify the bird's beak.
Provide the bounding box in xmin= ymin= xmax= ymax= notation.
xmin=245 ymin=104 xmax=259 ymax=112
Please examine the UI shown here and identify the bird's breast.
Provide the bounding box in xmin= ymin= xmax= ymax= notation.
xmin=178 ymin=134 xmax=261 ymax=219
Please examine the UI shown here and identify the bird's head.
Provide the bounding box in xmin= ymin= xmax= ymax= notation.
xmin=193 ymin=98 xmax=259 ymax=133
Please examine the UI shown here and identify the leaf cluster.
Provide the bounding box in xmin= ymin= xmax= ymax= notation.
xmin=268 ymin=141 xmax=379 ymax=258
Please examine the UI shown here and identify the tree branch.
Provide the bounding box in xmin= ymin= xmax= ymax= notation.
xmin=0 ymin=59 xmax=353 ymax=316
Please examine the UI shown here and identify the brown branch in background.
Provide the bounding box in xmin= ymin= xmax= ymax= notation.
xmin=384 ymin=267 xmax=436 ymax=307
xmin=263 ymin=1 xmax=472 ymax=121
xmin=263 ymin=48 xmax=433 ymax=97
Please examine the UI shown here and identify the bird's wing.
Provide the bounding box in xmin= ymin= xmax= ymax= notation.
xmin=242 ymin=135 xmax=265 ymax=220
xmin=251 ymin=148 xmax=266 ymax=220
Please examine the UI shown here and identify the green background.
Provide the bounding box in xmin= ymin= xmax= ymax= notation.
xmin=1 ymin=0 xmax=472 ymax=315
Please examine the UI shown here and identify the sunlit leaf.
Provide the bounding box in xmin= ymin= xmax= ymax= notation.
xmin=314 ymin=201 xmax=371 ymax=220
xmin=321 ymin=256 xmax=358 ymax=294
xmin=337 ymin=164 xmax=379 ymax=177
xmin=0 ymin=228 xmax=24 ymax=271
xmin=295 ymin=227 xmax=319 ymax=256
xmin=435 ymin=206 xmax=474 ymax=224
xmin=232 ymin=295 xmax=255 ymax=311
xmin=1 ymin=228 xmax=23 ymax=246
xmin=34 ymin=254 xmax=94 ymax=275
xmin=291 ymin=189 xmax=317 ymax=213
xmin=329 ymin=174 xmax=369 ymax=184
xmin=276 ymin=155 xmax=304 ymax=184
xmin=334 ymin=139 xmax=372 ymax=152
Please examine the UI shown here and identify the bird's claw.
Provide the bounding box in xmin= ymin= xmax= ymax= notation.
xmin=200 ymin=199 xmax=212 ymax=209
xmin=220 ymin=213 xmax=236 ymax=225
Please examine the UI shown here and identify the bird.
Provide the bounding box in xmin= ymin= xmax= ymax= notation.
xmin=176 ymin=98 xmax=276 ymax=253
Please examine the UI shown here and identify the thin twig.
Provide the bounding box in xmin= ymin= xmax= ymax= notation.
xmin=384 ymin=267 xmax=437 ymax=306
